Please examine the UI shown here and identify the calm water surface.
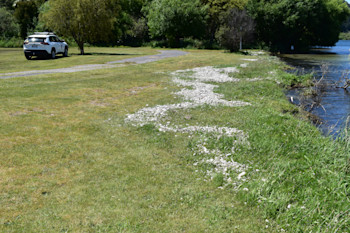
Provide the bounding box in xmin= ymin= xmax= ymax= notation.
xmin=281 ymin=40 xmax=350 ymax=136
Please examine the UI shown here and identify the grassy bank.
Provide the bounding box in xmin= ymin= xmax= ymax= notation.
xmin=1 ymin=48 xmax=349 ymax=232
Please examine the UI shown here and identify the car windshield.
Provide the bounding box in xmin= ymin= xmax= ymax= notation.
xmin=27 ymin=37 xmax=45 ymax=42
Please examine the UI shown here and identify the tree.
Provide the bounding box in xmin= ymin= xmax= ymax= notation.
xmin=41 ymin=0 xmax=118 ymax=54
xmin=0 ymin=7 xmax=19 ymax=38
xmin=0 ymin=0 xmax=16 ymax=10
xmin=14 ymin=0 xmax=38 ymax=39
xmin=201 ymin=0 xmax=247 ymax=45
xmin=247 ymin=0 xmax=350 ymax=52
xmin=145 ymin=0 xmax=208 ymax=47
xmin=216 ymin=8 xmax=255 ymax=52
xmin=115 ymin=0 xmax=149 ymax=46
xmin=341 ymin=3 xmax=350 ymax=32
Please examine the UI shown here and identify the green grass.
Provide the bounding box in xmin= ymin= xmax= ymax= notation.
xmin=0 ymin=47 xmax=158 ymax=74
xmin=0 ymin=48 xmax=274 ymax=232
xmin=1 ymin=47 xmax=350 ymax=232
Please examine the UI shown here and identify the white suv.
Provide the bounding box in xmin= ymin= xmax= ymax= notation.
xmin=23 ymin=32 xmax=68 ymax=60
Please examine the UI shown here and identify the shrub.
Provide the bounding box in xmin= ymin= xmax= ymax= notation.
xmin=0 ymin=37 xmax=23 ymax=48
xmin=0 ymin=7 xmax=19 ymax=38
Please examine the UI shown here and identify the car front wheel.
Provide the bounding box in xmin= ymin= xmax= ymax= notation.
xmin=63 ymin=47 xmax=68 ymax=57
xmin=51 ymin=49 xmax=56 ymax=59
xmin=25 ymin=54 xmax=32 ymax=60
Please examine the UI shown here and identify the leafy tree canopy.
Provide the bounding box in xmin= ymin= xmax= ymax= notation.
xmin=216 ymin=8 xmax=255 ymax=51
xmin=14 ymin=0 xmax=38 ymax=39
xmin=247 ymin=0 xmax=350 ymax=52
xmin=0 ymin=0 xmax=16 ymax=10
xmin=202 ymin=0 xmax=247 ymax=17
xmin=41 ymin=0 xmax=119 ymax=54
xmin=0 ymin=7 xmax=19 ymax=38
xmin=145 ymin=0 xmax=208 ymax=47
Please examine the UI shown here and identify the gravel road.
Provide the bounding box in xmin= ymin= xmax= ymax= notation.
xmin=0 ymin=50 xmax=188 ymax=79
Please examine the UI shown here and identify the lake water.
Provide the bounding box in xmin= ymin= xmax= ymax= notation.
xmin=280 ymin=40 xmax=350 ymax=136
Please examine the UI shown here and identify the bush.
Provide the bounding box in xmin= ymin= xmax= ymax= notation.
xmin=145 ymin=0 xmax=208 ymax=47
xmin=339 ymin=31 xmax=350 ymax=40
xmin=0 ymin=37 xmax=23 ymax=48
xmin=0 ymin=7 xmax=19 ymax=38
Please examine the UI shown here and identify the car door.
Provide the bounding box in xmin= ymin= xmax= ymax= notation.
xmin=55 ymin=36 xmax=64 ymax=53
xmin=50 ymin=36 xmax=60 ymax=53
xmin=49 ymin=36 xmax=57 ymax=53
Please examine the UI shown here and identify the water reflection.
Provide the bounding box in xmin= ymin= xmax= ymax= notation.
xmin=280 ymin=40 xmax=350 ymax=136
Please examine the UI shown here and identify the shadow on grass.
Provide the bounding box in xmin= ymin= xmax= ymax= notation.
xmin=29 ymin=55 xmax=66 ymax=60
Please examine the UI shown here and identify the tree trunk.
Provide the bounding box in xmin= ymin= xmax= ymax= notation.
xmin=78 ymin=42 xmax=84 ymax=55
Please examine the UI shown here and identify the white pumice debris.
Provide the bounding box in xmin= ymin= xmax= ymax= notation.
xmin=125 ymin=66 xmax=252 ymax=189
xmin=251 ymin=51 xmax=265 ymax=55
xmin=242 ymin=58 xmax=258 ymax=61
xmin=201 ymin=154 xmax=248 ymax=186
xmin=173 ymin=66 xmax=240 ymax=83
xmin=126 ymin=66 xmax=251 ymax=125
xmin=245 ymin=78 xmax=264 ymax=82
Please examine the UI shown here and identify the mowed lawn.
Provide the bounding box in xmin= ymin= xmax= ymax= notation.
xmin=0 ymin=47 xmax=158 ymax=74
xmin=0 ymin=48 xmax=275 ymax=232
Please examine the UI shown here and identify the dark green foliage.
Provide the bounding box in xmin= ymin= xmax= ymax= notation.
xmin=0 ymin=0 xmax=16 ymax=10
xmin=0 ymin=37 xmax=23 ymax=47
xmin=247 ymin=0 xmax=350 ymax=52
xmin=216 ymin=8 xmax=255 ymax=52
xmin=339 ymin=31 xmax=350 ymax=40
xmin=0 ymin=7 xmax=19 ymax=38
xmin=14 ymin=1 xmax=38 ymax=39
xmin=145 ymin=0 xmax=208 ymax=47
xmin=201 ymin=0 xmax=247 ymax=46
xmin=341 ymin=2 xmax=350 ymax=32
xmin=41 ymin=0 xmax=118 ymax=54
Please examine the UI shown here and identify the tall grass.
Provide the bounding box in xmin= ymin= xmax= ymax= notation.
xmin=209 ymin=58 xmax=350 ymax=232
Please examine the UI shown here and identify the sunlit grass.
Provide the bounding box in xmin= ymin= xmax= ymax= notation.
xmin=0 ymin=48 xmax=275 ymax=232
xmin=2 ymin=47 xmax=350 ymax=232
xmin=0 ymin=47 xmax=158 ymax=74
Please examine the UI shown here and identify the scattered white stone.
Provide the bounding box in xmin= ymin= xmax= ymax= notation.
xmin=173 ymin=66 xmax=240 ymax=83
xmin=125 ymin=66 xmax=253 ymax=189
xmin=242 ymin=58 xmax=258 ymax=62
xmin=237 ymin=171 xmax=246 ymax=180
xmin=251 ymin=51 xmax=265 ymax=56
xmin=245 ymin=78 xmax=264 ymax=82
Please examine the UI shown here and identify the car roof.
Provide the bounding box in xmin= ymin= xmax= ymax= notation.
xmin=28 ymin=32 xmax=57 ymax=37
xmin=28 ymin=35 xmax=48 ymax=38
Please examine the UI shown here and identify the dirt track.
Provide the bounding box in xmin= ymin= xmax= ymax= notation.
xmin=0 ymin=50 xmax=188 ymax=79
